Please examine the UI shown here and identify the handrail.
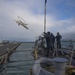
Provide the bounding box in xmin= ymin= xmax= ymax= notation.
xmin=34 ymin=48 xmax=38 ymax=60
xmin=0 ymin=43 xmax=20 ymax=73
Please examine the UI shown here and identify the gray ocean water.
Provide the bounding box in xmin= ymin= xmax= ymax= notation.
xmin=2 ymin=42 xmax=35 ymax=75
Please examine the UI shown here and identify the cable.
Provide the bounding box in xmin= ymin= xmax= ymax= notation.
xmin=9 ymin=59 xmax=35 ymax=63
xmin=7 ymin=62 xmax=50 ymax=67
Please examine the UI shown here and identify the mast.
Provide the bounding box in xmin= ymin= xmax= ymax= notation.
xmin=44 ymin=0 xmax=47 ymax=32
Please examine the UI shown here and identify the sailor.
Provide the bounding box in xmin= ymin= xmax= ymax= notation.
xmin=56 ymin=32 xmax=62 ymax=49
xmin=44 ymin=32 xmax=52 ymax=57
xmin=44 ymin=32 xmax=50 ymax=49
xmin=50 ymin=33 xmax=55 ymax=49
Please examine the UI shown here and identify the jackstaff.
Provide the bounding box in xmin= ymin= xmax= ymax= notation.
xmin=45 ymin=0 xmax=47 ymax=3
xmin=44 ymin=0 xmax=47 ymax=32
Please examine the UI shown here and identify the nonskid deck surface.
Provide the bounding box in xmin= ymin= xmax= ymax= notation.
xmin=0 ymin=43 xmax=35 ymax=75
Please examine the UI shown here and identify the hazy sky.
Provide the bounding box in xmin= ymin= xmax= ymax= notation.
xmin=0 ymin=0 xmax=75 ymax=41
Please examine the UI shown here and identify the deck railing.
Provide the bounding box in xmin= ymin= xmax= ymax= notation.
xmin=0 ymin=43 xmax=20 ymax=74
